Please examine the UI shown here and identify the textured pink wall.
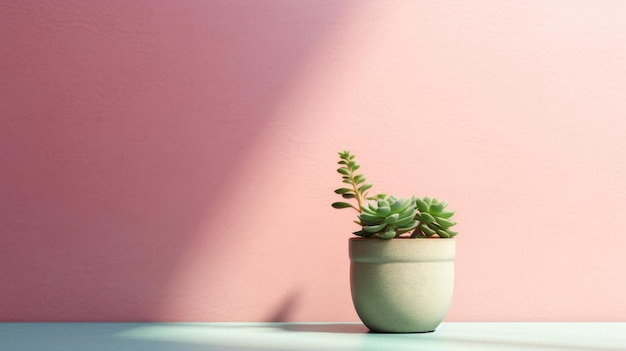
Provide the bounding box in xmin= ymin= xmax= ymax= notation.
xmin=2 ymin=1 xmax=625 ymax=322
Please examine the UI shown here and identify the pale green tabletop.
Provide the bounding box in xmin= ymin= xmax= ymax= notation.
xmin=0 ymin=322 xmax=624 ymax=350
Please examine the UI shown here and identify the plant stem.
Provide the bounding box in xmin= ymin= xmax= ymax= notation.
xmin=349 ymin=168 xmax=363 ymax=213
xmin=409 ymin=222 xmax=423 ymax=238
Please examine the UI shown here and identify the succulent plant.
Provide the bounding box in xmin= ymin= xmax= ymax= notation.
xmin=354 ymin=196 xmax=419 ymax=239
xmin=332 ymin=150 xmax=458 ymax=239
xmin=411 ymin=197 xmax=458 ymax=238
xmin=331 ymin=151 xmax=373 ymax=212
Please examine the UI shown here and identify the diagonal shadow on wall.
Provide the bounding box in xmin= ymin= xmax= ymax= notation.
xmin=0 ymin=0 xmax=355 ymax=321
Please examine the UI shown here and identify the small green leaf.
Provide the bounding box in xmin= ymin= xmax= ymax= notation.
xmin=376 ymin=206 xmax=391 ymax=217
xmin=358 ymin=183 xmax=373 ymax=193
xmin=360 ymin=205 xmax=375 ymax=214
xmin=389 ymin=199 xmax=404 ymax=213
xmin=337 ymin=168 xmax=350 ymax=175
xmin=420 ymin=212 xmax=436 ymax=223
xmin=436 ymin=217 xmax=456 ymax=228
xmin=436 ymin=229 xmax=451 ymax=238
xmin=377 ymin=199 xmax=390 ymax=208
xmin=398 ymin=204 xmax=417 ymax=218
xmin=342 ymin=193 xmax=356 ymax=199
xmin=378 ymin=229 xmax=396 ymax=239
xmin=384 ymin=213 xmax=400 ymax=224
xmin=415 ymin=197 xmax=429 ymax=212
xmin=396 ymin=214 xmax=415 ymax=226
xmin=352 ymin=164 xmax=360 ymax=171
xmin=334 ymin=188 xmax=354 ymax=194
xmin=363 ymin=223 xmax=387 ymax=233
xmin=437 ymin=210 xmax=455 ymax=219
xmin=359 ymin=212 xmax=380 ymax=222
xmin=421 ymin=224 xmax=436 ymax=236
xmin=430 ymin=202 xmax=445 ymax=214
xmin=353 ymin=174 xmax=365 ymax=184
xmin=342 ymin=179 xmax=353 ymax=184
xmin=331 ymin=202 xmax=353 ymax=209
xmin=398 ymin=219 xmax=417 ymax=229
xmin=397 ymin=220 xmax=418 ymax=234
xmin=338 ymin=160 xmax=348 ymax=165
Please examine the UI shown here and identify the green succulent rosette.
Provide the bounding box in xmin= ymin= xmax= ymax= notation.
xmin=354 ymin=196 xmax=419 ymax=239
xmin=412 ymin=197 xmax=458 ymax=238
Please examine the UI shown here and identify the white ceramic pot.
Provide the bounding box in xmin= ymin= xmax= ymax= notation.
xmin=349 ymin=237 xmax=456 ymax=333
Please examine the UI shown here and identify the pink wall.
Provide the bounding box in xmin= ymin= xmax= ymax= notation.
xmin=2 ymin=1 xmax=625 ymax=322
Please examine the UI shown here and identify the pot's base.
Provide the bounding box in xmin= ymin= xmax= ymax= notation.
xmin=368 ymin=329 xmax=435 ymax=334
xmin=363 ymin=321 xmax=438 ymax=334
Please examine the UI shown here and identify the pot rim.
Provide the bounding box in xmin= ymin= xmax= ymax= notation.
xmin=349 ymin=236 xmax=455 ymax=262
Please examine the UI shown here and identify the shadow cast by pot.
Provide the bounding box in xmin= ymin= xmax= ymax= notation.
xmin=265 ymin=291 xmax=301 ymax=323
xmin=278 ymin=323 xmax=369 ymax=334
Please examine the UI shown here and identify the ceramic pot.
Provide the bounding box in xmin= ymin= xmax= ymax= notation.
xmin=349 ymin=237 xmax=455 ymax=333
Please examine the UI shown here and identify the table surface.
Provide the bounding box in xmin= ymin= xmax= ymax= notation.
xmin=1 ymin=322 xmax=624 ymax=351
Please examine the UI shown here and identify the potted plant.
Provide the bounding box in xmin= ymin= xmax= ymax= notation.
xmin=332 ymin=150 xmax=458 ymax=333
